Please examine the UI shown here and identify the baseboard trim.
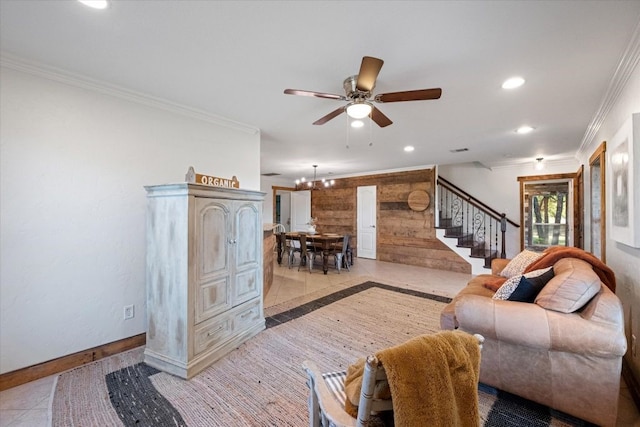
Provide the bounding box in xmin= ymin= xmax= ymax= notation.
xmin=0 ymin=333 xmax=146 ymax=391
xmin=622 ymin=356 xmax=640 ymax=410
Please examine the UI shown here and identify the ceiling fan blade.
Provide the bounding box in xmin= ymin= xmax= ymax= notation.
xmin=313 ymin=106 xmax=345 ymax=125
xmin=356 ymin=56 xmax=384 ymax=92
xmin=375 ymin=88 xmax=442 ymax=103
xmin=284 ymin=89 xmax=346 ymax=101
xmin=370 ymin=106 xmax=393 ymax=128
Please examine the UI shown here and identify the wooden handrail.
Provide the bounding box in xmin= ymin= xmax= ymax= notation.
xmin=437 ymin=176 xmax=520 ymax=228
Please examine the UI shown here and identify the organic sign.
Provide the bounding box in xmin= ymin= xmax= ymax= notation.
xmin=185 ymin=166 xmax=240 ymax=189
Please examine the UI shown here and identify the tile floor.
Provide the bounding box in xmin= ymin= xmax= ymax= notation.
xmin=1 ymin=258 xmax=639 ymax=426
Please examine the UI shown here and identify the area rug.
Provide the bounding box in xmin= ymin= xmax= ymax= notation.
xmin=51 ymin=281 xmax=593 ymax=426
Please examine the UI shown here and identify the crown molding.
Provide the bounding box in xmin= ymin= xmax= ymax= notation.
xmin=0 ymin=54 xmax=260 ymax=135
xmin=577 ymin=19 xmax=640 ymax=158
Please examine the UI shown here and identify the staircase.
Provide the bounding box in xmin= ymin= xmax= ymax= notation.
xmin=436 ymin=176 xmax=519 ymax=275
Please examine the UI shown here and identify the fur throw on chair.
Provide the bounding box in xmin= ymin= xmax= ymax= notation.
xmin=344 ymin=330 xmax=481 ymax=427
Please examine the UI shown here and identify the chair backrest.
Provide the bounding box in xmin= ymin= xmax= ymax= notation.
xmin=341 ymin=234 xmax=351 ymax=255
xmin=302 ymin=333 xmax=485 ymax=427
xmin=299 ymin=234 xmax=308 ymax=257
xmin=354 ymin=333 xmax=485 ymax=426
xmin=278 ymin=231 xmax=287 ymax=247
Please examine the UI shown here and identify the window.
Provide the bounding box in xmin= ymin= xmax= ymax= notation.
xmin=518 ymin=171 xmax=582 ymax=252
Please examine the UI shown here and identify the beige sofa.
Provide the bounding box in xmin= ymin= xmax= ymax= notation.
xmin=441 ymin=255 xmax=626 ymax=427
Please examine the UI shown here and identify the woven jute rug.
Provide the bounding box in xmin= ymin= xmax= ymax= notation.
xmin=51 ymin=281 xmax=592 ymax=426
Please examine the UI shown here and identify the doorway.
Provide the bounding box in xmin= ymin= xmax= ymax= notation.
xmin=271 ymin=186 xmax=295 ymax=231
xmin=357 ymin=185 xmax=377 ymax=259
xmin=589 ymin=142 xmax=606 ymax=262
xmin=518 ymin=171 xmax=582 ymax=252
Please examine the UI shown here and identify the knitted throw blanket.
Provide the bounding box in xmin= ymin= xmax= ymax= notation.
xmin=524 ymin=246 xmax=616 ymax=292
xmin=344 ymin=331 xmax=481 ymax=427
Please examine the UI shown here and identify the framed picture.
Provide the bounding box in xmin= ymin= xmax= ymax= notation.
xmin=608 ymin=112 xmax=640 ymax=248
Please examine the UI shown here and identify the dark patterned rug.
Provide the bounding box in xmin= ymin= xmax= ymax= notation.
xmin=53 ymin=281 xmax=594 ymax=426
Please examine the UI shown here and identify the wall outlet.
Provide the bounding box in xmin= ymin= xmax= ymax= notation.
xmin=124 ymin=304 xmax=135 ymax=320
xmin=633 ymin=334 xmax=637 ymax=357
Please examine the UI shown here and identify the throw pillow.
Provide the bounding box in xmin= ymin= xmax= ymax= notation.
xmin=500 ymin=250 xmax=543 ymax=278
xmin=493 ymin=267 xmax=553 ymax=300
xmin=492 ymin=275 xmax=522 ymax=300
xmin=535 ymin=258 xmax=602 ymax=313
xmin=507 ymin=267 xmax=555 ymax=303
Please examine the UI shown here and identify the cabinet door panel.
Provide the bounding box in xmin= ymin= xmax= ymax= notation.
xmin=195 ymin=278 xmax=231 ymax=324
xmin=235 ymin=203 xmax=260 ymax=268
xmin=234 ymin=269 xmax=260 ymax=305
xmin=196 ymin=199 xmax=229 ymax=281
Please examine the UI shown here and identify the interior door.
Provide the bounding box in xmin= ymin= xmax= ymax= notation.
xmin=357 ymin=186 xmax=377 ymax=259
xmin=276 ymin=190 xmax=292 ymax=231
xmin=290 ymin=190 xmax=311 ymax=232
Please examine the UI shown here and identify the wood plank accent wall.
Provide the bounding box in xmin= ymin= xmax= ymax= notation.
xmin=310 ymin=168 xmax=470 ymax=273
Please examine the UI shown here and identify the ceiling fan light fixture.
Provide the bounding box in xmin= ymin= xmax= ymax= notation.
xmin=404 ymin=145 xmax=415 ymax=152
xmin=346 ymin=101 xmax=372 ymax=119
xmin=78 ymin=0 xmax=109 ymax=9
xmin=350 ymin=120 xmax=364 ymax=128
xmin=516 ymin=125 xmax=534 ymax=134
xmin=502 ymin=77 xmax=525 ymax=89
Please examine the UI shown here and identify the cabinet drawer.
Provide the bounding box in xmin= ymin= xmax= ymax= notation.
xmin=233 ymin=299 xmax=262 ymax=331
xmin=193 ymin=315 xmax=233 ymax=356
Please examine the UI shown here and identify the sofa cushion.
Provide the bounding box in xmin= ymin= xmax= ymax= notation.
xmin=535 ymin=258 xmax=601 ymax=313
xmin=493 ymin=267 xmax=552 ymax=300
xmin=507 ymin=267 xmax=555 ymax=303
xmin=500 ymin=250 xmax=543 ymax=278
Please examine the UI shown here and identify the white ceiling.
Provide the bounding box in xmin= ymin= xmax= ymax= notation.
xmin=2 ymin=1 xmax=639 ymax=182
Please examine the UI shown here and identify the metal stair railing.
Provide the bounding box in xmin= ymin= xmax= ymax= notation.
xmin=437 ymin=176 xmax=520 ymax=268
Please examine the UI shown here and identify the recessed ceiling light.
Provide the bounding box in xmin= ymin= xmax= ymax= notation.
xmin=516 ymin=125 xmax=534 ymax=134
xmin=350 ymin=120 xmax=364 ymax=128
xmin=404 ymin=146 xmax=415 ymax=152
xmin=78 ymin=0 xmax=109 ymax=9
xmin=502 ymin=77 xmax=525 ymax=89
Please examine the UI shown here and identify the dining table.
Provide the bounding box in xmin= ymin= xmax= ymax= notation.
xmin=277 ymin=232 xmax=344 ymax=275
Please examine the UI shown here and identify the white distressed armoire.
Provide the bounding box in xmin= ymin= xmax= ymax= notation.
xmin=144 ymin=183 xmax=264 ymax=379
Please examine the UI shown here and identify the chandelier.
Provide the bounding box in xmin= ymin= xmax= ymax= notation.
xmin=295 ymin=165 xmax=335 ymax=190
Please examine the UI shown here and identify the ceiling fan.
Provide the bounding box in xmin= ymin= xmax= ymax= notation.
xmin=284 ymin=56 xmax=442 ymax=128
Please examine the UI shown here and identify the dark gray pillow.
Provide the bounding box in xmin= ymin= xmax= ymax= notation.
xmin=507 ymin=267 xmax=555 ymax=303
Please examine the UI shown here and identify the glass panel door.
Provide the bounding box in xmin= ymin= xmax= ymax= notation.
xmin=523 ymin=180 xmax=572 ymax=251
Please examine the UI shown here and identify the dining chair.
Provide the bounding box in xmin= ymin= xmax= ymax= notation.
xmin=306 ymin=235 xmax=321 ymax=273
xmin=334 ymin=234 xmax=351 ymax=273
xmin=284 ymin=233 xmax=301 ymax=268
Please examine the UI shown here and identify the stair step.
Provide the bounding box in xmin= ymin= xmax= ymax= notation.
xmin=469 ymin=249 xmax=494 ymax=259
xmin=443 ymin=226 xmax=463 ymax=237
xmin=455 ymin=234 xmax=476 ymax=248
xmin=438 ymin=217 xmax=453 ymax=228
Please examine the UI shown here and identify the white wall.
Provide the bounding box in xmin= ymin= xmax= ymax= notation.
xmin=0 ymin=64 xmax=260 ymax=373
xmin=260 ymin=175 xmax=294 ymax=224
xmin=577 ymin=60 xmax=640 ymax=375
xmin=438 ymin=159 xmax=580 ymax=259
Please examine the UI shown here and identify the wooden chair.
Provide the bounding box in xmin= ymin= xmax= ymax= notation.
xmin=302 ymin=333 xmax=484 ymax=427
